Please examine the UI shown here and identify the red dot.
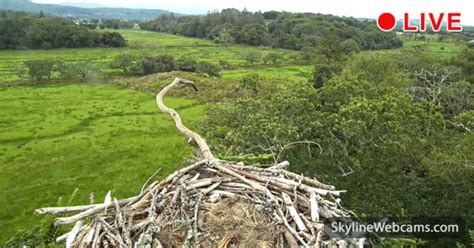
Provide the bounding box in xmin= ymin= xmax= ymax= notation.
xmin=377 ymin=12 xmax=396 ymax=31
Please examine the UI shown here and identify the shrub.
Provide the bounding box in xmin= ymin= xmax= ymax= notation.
xmin=132 ymin=55 xmax=176 ymax=75
xmin=243 ymin=52 xmax=262 ymax=65
xmin=153 ymin=55 xmax=175 ymax=73
xmin=239 ymin=73 xmax=262 ymax=96
xmin=263 ymin=53 xmax=281 ymax=64
xmin=13 ymin=64 xmax=28 ymax=80
xmin=39 ymin=42 xmax=53 ymax=50
xmin=219 ymin=59 xmax=233 ymax=70
xmin=73 ymin=62 xmax=96 ymax=81
xmin=24 ymin=60 xmax=57 ymax=82
xmin=197 ymin=62 xmax=221 ymax=77
xmin=111 ymin=54 xmax=136 ymax=74
xmin=101 ymin=32 xmax=126 ymax=47
xmin=176 ymin=58 xmax=198 ymax=72
xmin=133 ymin=57 xmax=155 ymax=75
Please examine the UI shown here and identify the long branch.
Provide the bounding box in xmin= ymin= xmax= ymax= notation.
xmin=156 ymin=77 xmax=215 ymax=160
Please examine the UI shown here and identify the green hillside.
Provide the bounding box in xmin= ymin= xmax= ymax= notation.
xmin=0 ymin=0 xmax=174 ymax=20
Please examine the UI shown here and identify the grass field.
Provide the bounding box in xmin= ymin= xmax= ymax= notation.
xmin=401 ymin=39 xmax=461 ymax=58
xmin=0 ymin=84 xmax=204 ymax=241
xmin=118 ymin=29 xmax=216 ymax=48
xmin=221 ymin=65 xmax=312 ymax=84
xmin=0 ymin=30 xmax=462 ymax=84
xmin=0 ymin=29 xmax=301 ymax=82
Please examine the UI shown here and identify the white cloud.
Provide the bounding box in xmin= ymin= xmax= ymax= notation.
xmin=33 ymin=0 xmax=474 ymax=25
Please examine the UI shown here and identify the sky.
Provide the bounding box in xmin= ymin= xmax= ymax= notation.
xmin=33 ymin=0 xmax=474 ymax=25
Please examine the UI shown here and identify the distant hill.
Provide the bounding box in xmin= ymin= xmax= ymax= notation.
xmin=0 ymin=0 xmax=176 ymax=20
xmin=59 ymin=2 xmax=106 ymax=8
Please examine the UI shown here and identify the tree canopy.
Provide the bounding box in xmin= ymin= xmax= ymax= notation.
xmin=203 ymin=49 xmax=474 ymax=246
xmin=141 ymin=9 xmax=403 ymax=51
xmin=0 ymin=11 xmax=126 ymax=50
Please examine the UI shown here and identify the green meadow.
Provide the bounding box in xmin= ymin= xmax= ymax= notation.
xmin=0 ymin=29 xmax=302 ymax=82
xmin=402 ymin=39 xmax=461 ymax=58
xmin=0 ymin=30 xmax=461 ymax=83
xmin=0 ymin=84 xmax=204 ymax=240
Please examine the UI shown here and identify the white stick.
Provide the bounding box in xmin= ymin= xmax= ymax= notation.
xmin=66 ymin=220 xmax=83 ymax=248
xmin=310 ymin=191 xmax=319 ymax=222
xmin=281 ymin=193 xmax=307 ymax=232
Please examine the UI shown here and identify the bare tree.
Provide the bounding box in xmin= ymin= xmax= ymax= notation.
xmin=412 ymin=67 xmax=455 ymax=104
xmin=75 ymin=62 xmax=96 ymax=81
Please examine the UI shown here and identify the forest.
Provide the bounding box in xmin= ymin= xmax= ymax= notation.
xmin=0 ymin=11 xmax=126 ymax=50
xmin=141 ymin=9 xmax=404 ymax=51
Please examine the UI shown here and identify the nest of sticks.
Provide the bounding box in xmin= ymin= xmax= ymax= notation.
xmin=35 ymin=78 xmax=362 ymax=247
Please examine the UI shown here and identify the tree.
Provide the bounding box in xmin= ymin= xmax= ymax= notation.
xmin=176 ymin=58 xmax=197 ymax=72
xmin=342 ymin=53 xmax=412 ymax=89
xmin=203 ymin=75 xmax=474 ymax=244
xmin=237 ymin=24 xmax=272 ymax=46
xmin=219 ymin=60 xmax=233 ymax=70
xmin=412 ymin=67 xmax=458 ymax=104
xmin=135 ymin=57 xmax=155 ymax=75
xmin=140 ymin=10 xmax=402 ymax=51
xmin=340 ymin=38 xmax=360 ymax=54
xmin=74 ymin=62 xmax=96 ymax=81
xmin=39 ymin=42 xmax=53 ymax=50
xmin=311 ymin=63 xmax=338 ymax=88
xmin=13 ymin=64 xmax=27 ymax=80
xmin=102 ymin=32 xmax=126 ymax=47
xmin=450 ymin=47 xmax=474 ymax=82
xmin=239 ymin=73 xmax=262 ymax=96
xmin=408 ymin=66 xmax=472 ymax=118
xmin=131 ymin=55 xmax=176 ymax=75
xmin=153 ymin=55 xmax=175 ymax=73
xmin=301 ymin=46 xmax=317 ymax=62
xmin=265 ymin=53 xmax=281 ymax=64
xmin=214 ymin=27 xmax=234 ymax=47
xmin=0 ymin=12 xmax=127 ymax=50
xmin=243 ymin=52 xmax=262 ymax=65
xmin=24 ymin=60 xmax=56 ymax=82
xmin=111 ymin=54 xmax=135 ymax=74
xmin=309 ymin=36 xmax=353 ymax=88
xmin=197 ymin=62 xmax=221 ymax=77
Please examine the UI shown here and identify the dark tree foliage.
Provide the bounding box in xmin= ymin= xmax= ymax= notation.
xmin=132 ymin=55 xmax=175 ymax=75
xmin=310 ymin=35 xmax=353 ymax=88
xmin=176 ymin=58 xmax=198 ymax=72
xmin=110 ymin=54 xmax=136 ymax=74
xmin=141 ymin=9 xmax=403 ymax=51
xmin=203 ymin=52 xmax=474 ymax=246
xmin=114 ymin=54 xmax=222 ymax=77
xmin=0 ymin=11 xmax=126 ymax=50
xmin=24 ymin=60 xmax=57 ymax=81
xmin=312 ymin=63 xmax=338 ymax=88
xmin=82 ymin=19 xmax=138 ymax=30
xmin=196 ymin=61 xmax=221 ymax=77
xmin=450 ymin=47 xmax=474 ymax=83
xmin=152 ymin=55 xmax=175 ymax=73
xmin=243 ymin=52 xmax=262 ymax=65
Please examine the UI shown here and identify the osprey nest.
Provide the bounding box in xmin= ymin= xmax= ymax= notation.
xmin=35 ymin=78 xmax=361 ymax=247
